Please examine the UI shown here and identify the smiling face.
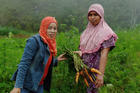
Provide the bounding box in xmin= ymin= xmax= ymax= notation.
xmin=88 ymin=11 xmax=101 ymax=26
xmin=46 ymin=23 xmax=57 ymax=39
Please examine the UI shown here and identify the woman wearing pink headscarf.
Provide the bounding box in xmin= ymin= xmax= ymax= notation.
xmin=10 ymin=16 xmax=66 ymax=93
xmin=75 ymin=3 xmax=118 ymax=93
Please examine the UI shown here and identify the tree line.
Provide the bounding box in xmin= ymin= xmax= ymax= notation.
xmin=0 ymin=0 xmax=140 ymax=32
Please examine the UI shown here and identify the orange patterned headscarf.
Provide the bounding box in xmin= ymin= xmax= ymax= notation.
xmin=39 ymin=16 xmax=57 ymax=56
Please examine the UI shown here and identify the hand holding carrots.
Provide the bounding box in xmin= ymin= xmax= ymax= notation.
xmin=95 ymin=74 xmax=104 ymax=88
xmin=73 ymin=51 xmax=82 ymax=57
xmin=57 ymin=53 xmax=67 ymax=62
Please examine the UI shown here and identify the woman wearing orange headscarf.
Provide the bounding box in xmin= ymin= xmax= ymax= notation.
xmin=10 ymin=16 xmax=66 ymax=93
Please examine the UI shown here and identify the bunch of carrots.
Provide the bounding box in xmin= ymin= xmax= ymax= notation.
xmin=65 ymin=48 xmax=102 ymax=87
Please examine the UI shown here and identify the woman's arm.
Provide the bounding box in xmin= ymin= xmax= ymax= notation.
xmin=14 ymin=37 xmax=38 ymax=88
xmin=95 ymin=47 xmax=110 ymax=88
xmin=10 ymin=37 xmax=38 ymax=93
xmin=99 ymin=48 xmax=110 ymax=75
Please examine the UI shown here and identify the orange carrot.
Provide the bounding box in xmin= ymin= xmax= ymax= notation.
xmin=91 ymin=68 xmax=102 ymax=75
xmin=80 ymin=70 xmax=83 ymax=75
xmin=84 ymin=68 xmax=96 ymax=84
xmin=75 ymin=72 xmax=80 ymax=83
xmin=80 ymin=70 xmax=89 ymax=87
xmin=83 ymin=77 xmax=89 ymax=87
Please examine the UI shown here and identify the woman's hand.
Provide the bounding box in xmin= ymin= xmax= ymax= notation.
xmin=57 ymin=53 xmax=67 ymax=62
xmin=10 ymin=88 xmax=21 ymax=93
xmin=95 ymin=74 xmax=104 ymax=88
xmin=73 ymin=51 xmax=82 ymax=57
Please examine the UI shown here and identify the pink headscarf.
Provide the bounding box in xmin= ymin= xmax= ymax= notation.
xmin=80 ymin=4 xmax=118 ymax=54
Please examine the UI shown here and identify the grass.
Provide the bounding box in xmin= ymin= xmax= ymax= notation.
xmin=0 ymin=26 xmax=140 ymax=93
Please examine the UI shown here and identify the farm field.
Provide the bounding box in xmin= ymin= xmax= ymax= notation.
xmin=0 ymin=27 xmax=140 ymax=93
